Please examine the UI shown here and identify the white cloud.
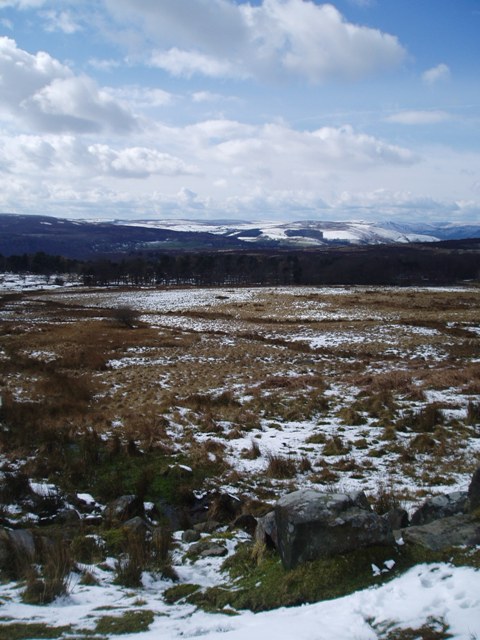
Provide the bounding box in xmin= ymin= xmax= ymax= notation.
xmin=150 ymin=48 xmax=234 ymax=78
xmin=192 ymin=91 xmax=233 ymax=103
xmin=41 ymin=10 xmax=81 ymax=34
xmin=87 ymin=144 xmax=198 ymax=178
xmin=106 ymin=85 xmax=174 ymax=110
xmin=0 ymin=37 xmax=137 ymax=133
xmin=422 ymin=63 xmax=451 ymax=85
xmin=88 ymin=58 xmax=121 ymax=72
xmin=386 ymin=110 xmax=451 ymax=125
xmin=1 ymin=18 xmax=14 ymax=30
xmin=0 ymin=0 xmax=46 ymax=8
xmin=105 ymin=0 xmax=406 ymax=82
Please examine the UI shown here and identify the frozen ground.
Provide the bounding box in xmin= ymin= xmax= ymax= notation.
xmin=1 ymin=282 xmax=479 ymax=639
xmin=1 ymin=559 xmax=479 ymax=639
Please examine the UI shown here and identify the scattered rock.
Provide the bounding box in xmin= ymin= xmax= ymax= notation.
xmin=104 ymin=495 xmax=144 ymax=525
xmin=233 ymin=513 xmax=257 ymax=536
xmin=182 ymin=529 xmax=201 ymax=543
xmin=410 ymin=491 xmax=469 ymax=526
xmin=55 ymin=507 xmax=81 ymax=524
xmin=193 ymin=520 xmax=220 ymax=534
xmin=122 ymin=516 xmax=151 ymax=537
xmin=401 ymin=514 xmax=480 ymax=551
xmin=274 ymin=489 xmax=395 ymax=570
xmin=468 ymin=466 xmax=480 ymax=511
xmin=383 ymin=507 xmax=409 ymax=530
xmin=188 ymin=540 xmax=228 ymax=558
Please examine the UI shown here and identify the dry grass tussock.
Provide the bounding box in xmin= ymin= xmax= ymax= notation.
xmin=0 ymin=284 xmax=478 ymax=506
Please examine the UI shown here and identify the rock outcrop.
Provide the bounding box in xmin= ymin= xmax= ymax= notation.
xmin=410 ymin=491 xmax=469 ymax=526
xmin=401 ymin=514 xmax=480 ymax=551
xmin=468 ymin=466 xmax=480 ymax=511
xmin=273 ymin=489 xmax=394 ymax=570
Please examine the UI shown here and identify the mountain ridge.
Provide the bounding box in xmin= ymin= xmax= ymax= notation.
xmin=0 ymin=213 xmax=479 ymax=259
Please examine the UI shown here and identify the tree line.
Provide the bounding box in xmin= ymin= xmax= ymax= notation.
xmin=0 ymin=241 xmax=479 ymax=287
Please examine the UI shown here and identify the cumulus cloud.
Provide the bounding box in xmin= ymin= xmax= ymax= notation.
xmin=87 ymin=144 xmax=198 ymax=178
xmin=422 ymin=63 xmax=451 ymax=85
xmin=206 ymin=122 xmax=417 ymax=169
xmin=385 ymin=110 xmax=451 ymax=125
xmin=0 ymin=37 xmax=138 ymax=133
xmin=104 ymin=0 xmax=406 ymax=82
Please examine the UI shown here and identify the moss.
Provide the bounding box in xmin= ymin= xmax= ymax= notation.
xmin=187 ymin=543 xmax=408 ymax=613
xmin=94 ymin=610 xmax=154 ymax=635
xmin=163 ymin=582 xmax=200 ymax=604
xmin=0 ymin=623 xmax=73 ymax=639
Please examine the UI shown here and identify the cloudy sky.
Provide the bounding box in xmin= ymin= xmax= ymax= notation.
xmin=0 ymin=0 xmax=479 ymax=222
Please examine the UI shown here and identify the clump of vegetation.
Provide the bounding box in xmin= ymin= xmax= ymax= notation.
xmin=322 ymin=436 xmax=351 ymax=457
xmin=265 ymin=453 xmax=297 ymax=479
xmin=187 ymin=542 xmax=403 ymax=613
xmin=94 ymin=610 xmax=155 ymax=635
xmin=22 ymin=538 xmax=73 ymax=605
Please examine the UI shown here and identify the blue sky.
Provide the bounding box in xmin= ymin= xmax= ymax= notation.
xmin=0 ymin=0 xmax=479 ymax=223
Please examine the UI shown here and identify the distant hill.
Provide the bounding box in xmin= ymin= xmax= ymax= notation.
xmin=0 ymin=214 xmax=251 ymax=259
xmin=0 ymin=213 xmax=479 ymax=258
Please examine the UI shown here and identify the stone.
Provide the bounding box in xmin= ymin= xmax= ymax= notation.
xmin=383 ymin=507 xmax=409 ymax=530
xmin=255 ymin=511 xmax=278 ymax=548
xmin=104 ymin=495 xmax=144 ymax=524
xmin=401 ymin=514 xmax=480 ymax=551
xmin=274 ymin=489 xmax=394 ymax=570
xmin=468 ymin=466 xmax=480 ymax=511
xmin=233 ymin=513 xmax=258 ymax=536
xmin=410 ymin=491 xmax=469 ymax=526
xmin=122 ymin=516 xmax=150 ymax=537
xmin=189 ymin=540 xmax=228 ymax=558
xmin=182 ymin=529 xmax=201 ymax=543
xmin=193 ymin=520 xmax=220 ymax=534
xmin=0 ymin=527 xmax=36 ymax=574
xmin=55 ymin=507 xmax=81 ymax=524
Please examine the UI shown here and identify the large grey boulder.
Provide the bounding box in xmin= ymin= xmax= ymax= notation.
xmin=468 ymin=466 xmax=480 ymax=511
xmin=401 ymin=514 xmax=480 ymax=551
xmin=410 ymin=491 xmax=469 ymax=526
xmin=274 ymin=489 xmax=394 ymax=570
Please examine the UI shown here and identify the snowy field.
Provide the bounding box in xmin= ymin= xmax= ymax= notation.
xmin=0 ymin=282 xmax=479 ymax=639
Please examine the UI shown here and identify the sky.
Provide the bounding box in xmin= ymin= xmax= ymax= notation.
xmin=0 ymin=0 xmax=479 ymax=223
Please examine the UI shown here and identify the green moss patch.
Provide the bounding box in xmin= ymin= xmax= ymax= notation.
xmin=94 ymin=610 xmax=154 ymax=635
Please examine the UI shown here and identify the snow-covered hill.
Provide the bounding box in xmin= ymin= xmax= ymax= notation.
xmin=117 ymin=218 xmax=480 ymax=247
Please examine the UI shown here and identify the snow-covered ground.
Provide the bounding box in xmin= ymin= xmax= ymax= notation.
xmin=1 ymin=282 xmax=479 ymax=639
xmin=1 ymin=561 xmax=479 ymax=639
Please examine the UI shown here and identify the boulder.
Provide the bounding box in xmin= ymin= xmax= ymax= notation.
xmin=121 ymin=516 xmax=151 ymax=537
xmin=0 ymin=527 xmax=35 ymax=574
xmin=274 ymin=489 xmax=394 ymax=570
xmin=401 ymin=514 xmax=480 ymax=551
xmin=383 ymin=507 xmax=409 ymax=530
xmin=182 ymin=529 xmax=201 ymax=543
xmin=233 ymin=513 xmax=258 ymax=536
xmin=255 ymin=511 xmax=278 ymax=548
xmin=468 ymin=466 xmax=480 ymax=511
xmin=104 ymin=495 xmax=144 ymax=525
xmin=410 ymin=491 xmax=469 ymax=526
